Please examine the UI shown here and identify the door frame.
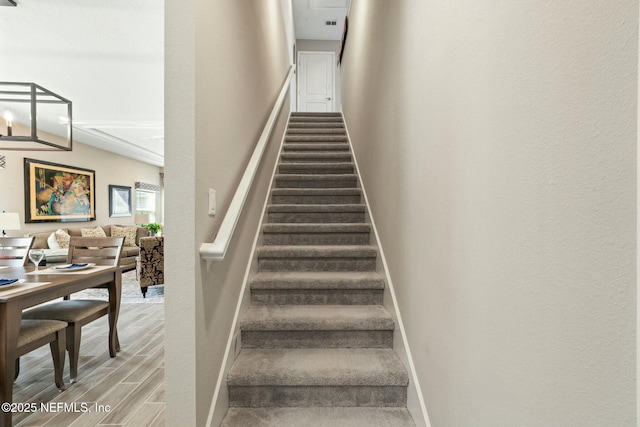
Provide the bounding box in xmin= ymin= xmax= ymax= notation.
xmin=297 ymin=50 xmax=336 ymax=112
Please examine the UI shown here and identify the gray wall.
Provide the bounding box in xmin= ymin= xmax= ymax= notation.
xmin=165 ymin=1 xmax=290 ymax=425
xmin=341 ymin=1 xmax=637 ymax=426
xmin=297 ymin=39 xmax=342 ymax=111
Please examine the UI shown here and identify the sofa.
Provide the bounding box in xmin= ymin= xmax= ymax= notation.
xmin=28 ymin=225 xmax=149 ymax=271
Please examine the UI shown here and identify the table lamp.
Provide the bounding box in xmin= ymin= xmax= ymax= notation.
xmin=135 ymin=213 xmax=150 ymax=225
xmin=0 ymin=212 xmax=20 ymax=237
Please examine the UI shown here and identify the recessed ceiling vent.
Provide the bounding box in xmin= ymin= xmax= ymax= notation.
xmin=311 ymin=0 xmax=347 ymax=8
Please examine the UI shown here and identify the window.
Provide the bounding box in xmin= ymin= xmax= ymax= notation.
xmin=136 ymin=189 xmax=157 ymax=223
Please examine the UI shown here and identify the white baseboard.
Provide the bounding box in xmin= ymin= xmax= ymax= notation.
xmin=342 ymin=114 xmax=432 ymax=427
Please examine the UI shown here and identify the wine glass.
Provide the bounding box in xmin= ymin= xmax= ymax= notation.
xmin=28 ymin=249 xmax=45 ymax=273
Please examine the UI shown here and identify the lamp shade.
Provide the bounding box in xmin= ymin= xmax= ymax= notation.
xmin=135 ymin=213 xmax=150 ymax=225
xmin=0 ymin=212 xmax=20 ymax=236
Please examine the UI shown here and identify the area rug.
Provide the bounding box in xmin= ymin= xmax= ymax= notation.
xmin=71 ymin=269 xmax=164 ymax=304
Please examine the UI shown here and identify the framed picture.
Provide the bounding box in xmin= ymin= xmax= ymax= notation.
xmin=109 ymin=185 xmax=132 ymax=217
xmin=24 ymin=158 xmax=96 ymax=223
xmin=337 ymin=16 xmax=349 ymax=66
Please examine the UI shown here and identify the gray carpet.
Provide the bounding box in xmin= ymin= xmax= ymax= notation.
xmin=71 ymin=269 xmax=164 ymax=304
xmin=221 ymin=113 xmax=416 ymax=426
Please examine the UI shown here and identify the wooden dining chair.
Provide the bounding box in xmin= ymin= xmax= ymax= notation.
xmin=22 ymin=236 xmax=124 ymax=383
xmin=15 ymin=319 xmax=68 ymax=391
xmin=0 ymin=237 xmax=34 ymax=267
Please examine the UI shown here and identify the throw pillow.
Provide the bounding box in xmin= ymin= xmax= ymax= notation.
xmin=111 ymin=225 xmax=137 ymax=247
xmin=81 ymin=226 xmax=107 ymax=238
xmin=47 ymin=232 xmax=61 ymax=250
xmin=54 ymin=229 xmax=71 ymax=249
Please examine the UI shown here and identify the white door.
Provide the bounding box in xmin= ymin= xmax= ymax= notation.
xmin=297 ymin=51 xmax=335 ymax=112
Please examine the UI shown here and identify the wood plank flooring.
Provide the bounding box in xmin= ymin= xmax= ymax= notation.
xmin=13 ymin=303 xmax=165 ymax=427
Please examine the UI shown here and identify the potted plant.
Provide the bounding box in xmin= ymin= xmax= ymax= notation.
xmin=144 ymin=223 xmax=162 ymax=236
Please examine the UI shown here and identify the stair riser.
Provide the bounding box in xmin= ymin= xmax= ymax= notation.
xmin=241 ymin=331 xmax=393 ymax=349
xmin=250 ymin=289 xmax=384 ymax=305
xmin=281 ymin=156 xmax=352 ymax=163
xmin=263 ymin=233 xmax=369 ymax=245
xmin=288 ymin=123 xmax=345 ymax=128
xmin=291 ymin=112 xmax=342 ymax=117
xmin=221 ymin=408 xmax=416 ymax=427
xmin=268 ymin=212 xmax=365 ymax=223
xmin=274 ymin=179 xmax=358 ymax=189
xmin=289 ymin=117 xmax=343 ymax=122
xmin=286 ymin=137 xmax=348 ymax=143
xmin=287 ymin=129 xmax=346 ymax=135
xmin=283 ymin=145 xmax=350 ymax=152
xmin=258 ymin=258 xmax=377 ymax=272
xmin=228 ymin=386 xmax=407 ymax=407
xmin=272 ymin=195 xmax=361 ymax=204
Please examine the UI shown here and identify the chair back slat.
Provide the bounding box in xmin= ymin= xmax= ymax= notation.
xmin=0 ymin=237 xmax=34 ymax=266
xmin=67 ymin=237 xmax=124 ymax=266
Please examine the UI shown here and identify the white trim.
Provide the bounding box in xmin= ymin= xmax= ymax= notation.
xmin=296 ymin=51 xmax=336 ymax=112
xmin=199 ymin=66 xmax=294 ymax=264
xmin=73 ymin=127 xmax=165 ymax=167
xmin=636 ymin=4 xmax=640 ymax=423
xmin=342 ymin=114 xmax=432 ymax=427
xmin=205 ymin=113 xmax=291 ymax=427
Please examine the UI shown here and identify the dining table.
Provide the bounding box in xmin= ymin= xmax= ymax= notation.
xmin=0 ymin=264 xmax=122 ymax=427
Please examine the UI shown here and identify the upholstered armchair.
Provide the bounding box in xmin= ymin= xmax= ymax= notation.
xmin=138 ymin=236 xmax=164 ymax=297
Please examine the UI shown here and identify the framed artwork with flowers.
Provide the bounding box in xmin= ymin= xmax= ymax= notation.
xmin=24 ymin=158 xmax=96 ymax=223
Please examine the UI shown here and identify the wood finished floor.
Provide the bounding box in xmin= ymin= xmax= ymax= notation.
xmin=13 ymin=303 xmax=165 ymax=427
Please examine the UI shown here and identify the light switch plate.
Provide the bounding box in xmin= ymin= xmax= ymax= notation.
xmin=208 ymin=188 xmax=216 ymax=216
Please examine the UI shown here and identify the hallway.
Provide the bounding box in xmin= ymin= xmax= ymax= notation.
xmin=165 ymin=1 xmax=638 ymax=426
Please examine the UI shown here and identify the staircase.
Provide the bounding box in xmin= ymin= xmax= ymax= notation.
xmin=221 ymin=113 xmax=417 ymax=427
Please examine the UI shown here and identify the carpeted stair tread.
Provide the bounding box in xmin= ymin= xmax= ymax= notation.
xmin=240 ymin=305 xmax=394 ymax=331
xmin=263 ymin=223 xmax=370 ymax=233
xmin=268 ymin=204 xmax=366 ymax=213
xmin=287 ymin=128 xmax=347 ymax=135
xmin=283 ymin=143 xmax=350 ymax=151
xmin=278 ymin=163 xmax=355 ymax=175
xmin=250 ymin=271 xmax=385 ymax=290
xmin=289 ymin=115 xmax=343 ymax=121
xmin=262 ymin=223 xmax=370 ymax=245
xmin=222 ymin=407 xmax=416 ymax=427
xmin=275 ymin=174 xmax=358 ymax=188
xmin=286 ymin=135 xmax=348 ymax=142
xmin=227 ymin=348 xmax=408 ymax=386
xmin=288 ymin=122 xmax=345 ymax=128
xmin=289 ymin=117 xmax=343 ymax=123
xmin=281 ymin=152 xmax=352 ymax=162
xmin=257 ymin=245 xmax=377 ymax=258
xmin=271 ymin=188 xmax=362 ymax=205
xmin=271 ymin=188 xmax=361 ymax=196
